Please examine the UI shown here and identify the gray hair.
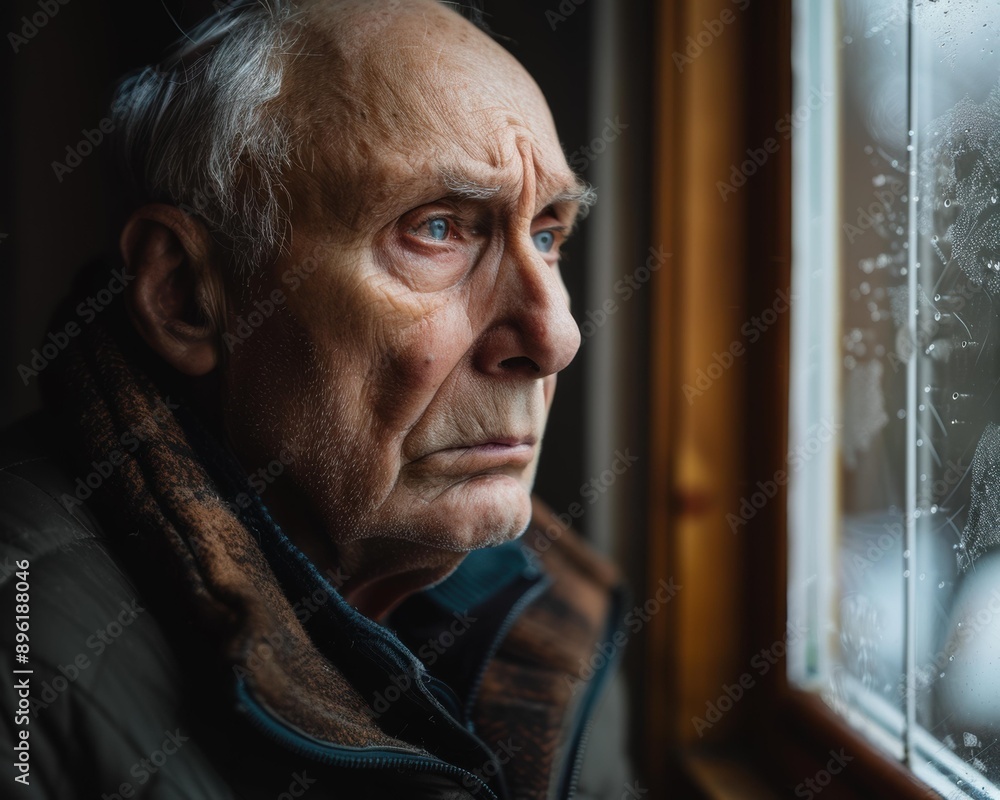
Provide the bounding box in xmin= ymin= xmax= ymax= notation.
xmin=111 ymin=0 xmax=491 ymax=274
xmin=112 ymin=0 xmax=301 ymax=273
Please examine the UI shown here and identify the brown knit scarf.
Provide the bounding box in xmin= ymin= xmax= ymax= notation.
xmin=49 ymin=307 xmax=623 ymax=800
xmin=54 ymin=315 xmax=415 ymax=752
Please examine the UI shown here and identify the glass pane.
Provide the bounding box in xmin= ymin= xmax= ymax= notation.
xmin=911 ymin=0 xmax=1000 ymax=785
xmin=835 ymin=0 xmax=909 ymax=720
xmin=791 ymin=0 xmax=1000 ymax=794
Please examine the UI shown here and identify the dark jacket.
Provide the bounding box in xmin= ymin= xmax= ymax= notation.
xmin=0 ymin=411 xmax=630 ymax=799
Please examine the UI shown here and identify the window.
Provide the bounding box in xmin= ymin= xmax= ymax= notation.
xmin=790 ymin=1 xmax=1000 ymax=796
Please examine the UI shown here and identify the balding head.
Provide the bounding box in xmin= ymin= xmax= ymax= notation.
xmin=281 ymin=0 xmax=579 ymax=238
xmin=112 ymin=0 xmax=577 ymax=273
xmin=117 ymin=0 xmax=591 ymax=617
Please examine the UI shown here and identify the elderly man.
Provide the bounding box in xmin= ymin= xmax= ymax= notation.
xmin=0 ymin=1 xmax=629 ymax=797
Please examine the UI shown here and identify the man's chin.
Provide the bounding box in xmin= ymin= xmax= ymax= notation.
xmin=417 ymin=474 xmax=533 ymax=552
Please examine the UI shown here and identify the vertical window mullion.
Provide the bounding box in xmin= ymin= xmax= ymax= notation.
xmin=903 ymin=0 xmax=919 ymax=767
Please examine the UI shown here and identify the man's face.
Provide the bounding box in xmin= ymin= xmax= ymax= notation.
xmin=221 ymin=0 xmax=584 ymax=553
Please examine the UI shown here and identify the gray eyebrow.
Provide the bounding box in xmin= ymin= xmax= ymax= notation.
xmin=441 ymin=172 xmax=597 ymax=220
xmin=443 ymin=173 xmax=503 ymax=199
xmin=553 ymin=182 xmax=598 ymax=220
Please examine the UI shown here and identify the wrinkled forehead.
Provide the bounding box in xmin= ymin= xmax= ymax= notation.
xmin=284 ymin=0 xmax=575 ymax=227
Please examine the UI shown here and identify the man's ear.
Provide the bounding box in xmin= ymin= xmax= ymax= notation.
xmin=121 ymin=204 xmax=228 ymax=377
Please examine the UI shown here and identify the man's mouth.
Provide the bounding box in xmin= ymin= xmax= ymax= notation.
xmin=414 ymin=437 xmax=538 ymax=471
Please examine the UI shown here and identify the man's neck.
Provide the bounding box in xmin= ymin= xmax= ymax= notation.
xmin=259 ymin=480 xmax=465 ymax=622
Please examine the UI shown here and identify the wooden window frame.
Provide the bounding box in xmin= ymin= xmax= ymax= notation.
xmin=642 ymin=1 xmax=947 ymax=796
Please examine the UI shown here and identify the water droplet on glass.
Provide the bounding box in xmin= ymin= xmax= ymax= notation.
xmin=897 ymin=409 xmax=907 ymax=419
xmin=904 ymin=569 xmax=911 ymax=577
xmin=944 ymin=198 xmax=952 ymax=207
xmin=938 ymin=581 xmax=946 ymax=588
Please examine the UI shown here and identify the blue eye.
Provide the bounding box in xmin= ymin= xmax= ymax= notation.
xmin=532 ymin=230 xmax=556 ymax=253
xmin=426 ymin=218 xmax=450 ymax=241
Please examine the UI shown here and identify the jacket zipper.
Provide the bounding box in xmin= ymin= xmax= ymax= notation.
xmin=564 ymin=719 xmax=596 ymax=800
xmin=235 ymin=678 xmax=499 ymax=799
xmin=558 ymin=584 xmax=629 ymax=800
xmin=464 ymin=574 xmax=553 ymax=726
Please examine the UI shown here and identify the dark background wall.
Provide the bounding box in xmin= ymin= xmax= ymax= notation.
xmin=0 ymin=0 xmax=595 ymax=522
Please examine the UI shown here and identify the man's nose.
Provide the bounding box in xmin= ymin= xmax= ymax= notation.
xmin=474 ymin=238 xmax=582 ymax=379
